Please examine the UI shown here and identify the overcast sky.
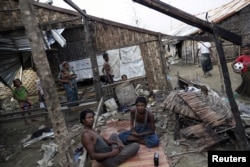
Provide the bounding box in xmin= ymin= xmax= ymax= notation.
xmin=41 ymin=0 xmax=233 ymax=34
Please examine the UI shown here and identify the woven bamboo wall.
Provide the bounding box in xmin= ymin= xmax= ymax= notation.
xmin=140 ymin=41 xmax=172 ymax=91
xmin=88 ymin=21 xmax=170 ymax=91
xmin=48 ymin=21 xmax=171 ymax=91
xmin=91 ymin=22 xmax=157 ymax=51
xmin=50 ymin=26 xmax=87 ymax=62
xmin=22 ymin=68 xmax=38 ymax=95
xmin=1 ymin=0 xmax=172 ymax=93
xmin=0 ymin=0 xmax=82 ymax=32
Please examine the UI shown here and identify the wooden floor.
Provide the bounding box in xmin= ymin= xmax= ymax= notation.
xmin=92 ymin=120 xmax=169 ymax=167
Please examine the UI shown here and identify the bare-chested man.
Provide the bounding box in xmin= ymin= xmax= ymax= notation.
xmin=119 ymin=96 xmax=160 ymax=148
xmin=80 ymin=109 xmax=139 ymax=167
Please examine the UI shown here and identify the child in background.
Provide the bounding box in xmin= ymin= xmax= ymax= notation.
xmin=232 ymin=44 xmax=250 ymax=97
xmin=121 ymin=74 xmax=128 ymax=81
xmin=12 ymin=78 xmax=37 ymax=124
xmin=36 ymin=78 xmax=46 ymax=108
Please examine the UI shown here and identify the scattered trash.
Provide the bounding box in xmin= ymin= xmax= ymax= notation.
xmin=31 ymin=127 xmax=52 ymax=139
xmin=74 ymin=146 xmax=83 ymax=165
xmin=37 ymin=143 xmax=58 ymax=167
xmin=23 ymin=131 xmax=54 ymax=148
xmin=104 ymin=98 xmax=118 ymax=112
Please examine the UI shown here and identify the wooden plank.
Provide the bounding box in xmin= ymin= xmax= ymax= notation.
xmin=93 ymin=97 xmax=103 ymax=129
xmin=0 ymin=100 xmax=97 ymax=118
xmin=0 ymin=101 xmax=98 ymax=124
xmin=162 ymin=35 xmax=214 ymax=43
xmin=0 ymin=112 xmax=48 ymax=124
xmin=0 ymin=108 xmax=47 ymax=117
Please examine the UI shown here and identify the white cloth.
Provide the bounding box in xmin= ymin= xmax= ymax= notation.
xmin=36 ymin=78 xmax=44 ymax=95
xmin=198 ymin=42 xmax=211 ymax=54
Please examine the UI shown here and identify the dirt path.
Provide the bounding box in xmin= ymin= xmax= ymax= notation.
xmin=168 ymin=62 xmax=241 ymax=95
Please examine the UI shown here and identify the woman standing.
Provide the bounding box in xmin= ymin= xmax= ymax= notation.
xmin=58 ymin=61 xmax=79 ymax=103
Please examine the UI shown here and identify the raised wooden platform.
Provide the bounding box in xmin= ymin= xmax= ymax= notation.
xmin=0 ymin=99 xmax=98 ymax=124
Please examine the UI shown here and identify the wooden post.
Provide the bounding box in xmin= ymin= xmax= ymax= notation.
xmin=87 ymin=22 xmax=102 ymax=101
xmin=158 ymin=34 xmax=168 ymax=75
xmin=212 ymin=26 xmax=249 ymax=150
xmin=64 ymin=0 xmax=102 ymax=101
xmin=19 ymin=0 xmax=73 ymax=166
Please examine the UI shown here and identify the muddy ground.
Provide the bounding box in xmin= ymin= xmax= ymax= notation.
xmin=0 ymin=62 xmax=249 ymax=167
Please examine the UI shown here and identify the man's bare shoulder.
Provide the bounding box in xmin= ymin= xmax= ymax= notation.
xmin=147 ymin=111 xmax=155 ymax=118
xmin=82 ymin=130 xmax=95 ymax=138
xmin=130 ymin=106 xmax=136 ymax=113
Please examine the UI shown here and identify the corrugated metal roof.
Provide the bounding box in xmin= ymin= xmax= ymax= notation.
xmin=0 ymin=36 xmax=31 ymax=51
xmin=169 ymin=0 xmax=250 ymax=36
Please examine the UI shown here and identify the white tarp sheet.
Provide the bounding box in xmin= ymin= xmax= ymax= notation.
xmin=67 ymin=45 xmax=145 ymax=81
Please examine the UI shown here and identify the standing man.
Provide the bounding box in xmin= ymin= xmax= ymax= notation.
xmin=80 ymin=109 xmax=140 ymax=167
xmin=197 ymin=41 xmax=213 ymax=78
xmin=119 ymin=96 xmax=160 ymax=148
xmin=102 ymin=52 xmax=114 ymax=84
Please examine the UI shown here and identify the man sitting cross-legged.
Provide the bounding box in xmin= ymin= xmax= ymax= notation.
xmin=80 ymin=109 xmax=140 ymax=167
xmin=119 ymin=96 xmax=160 ymax=148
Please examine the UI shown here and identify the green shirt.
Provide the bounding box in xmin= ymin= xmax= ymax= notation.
xmin=13 ymin=86 xmax=28 ymax=101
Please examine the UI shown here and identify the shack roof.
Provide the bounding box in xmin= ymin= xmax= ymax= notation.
xmin=169 ymin=0 xmax=250 ymax=36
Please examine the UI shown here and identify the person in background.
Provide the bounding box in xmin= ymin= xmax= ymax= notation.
xmin=61 ymin=68 xmax=74 ymax=88
xmin=197 ymin=41 xmax=213 ymax=78
xmin=102 ymin=52 xmax=114 ymax=84
xmin=121 ymin=74 xmax=128 ymax=81
xmin=232 ymin=44 xmax=250 ymax=97
xmin=36 ymin=78 xmax=46 ymax=108
xmin=80 ymin=109 xmax=140 ymax=167
xmin=12 ymin=78 xmax=37 ymax=124
xmin=119 ymin=96 xmax=160 ymax=148
xmin=57 ymin=61 xmax=79 ymax=103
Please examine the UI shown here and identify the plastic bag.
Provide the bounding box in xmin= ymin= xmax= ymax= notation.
xmin=40 ymin=102 xmax=45 ymax=108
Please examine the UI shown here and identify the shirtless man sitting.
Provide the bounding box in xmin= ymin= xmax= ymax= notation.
xmin=80 ymin=109 xmax=140 ymax=167
xmin=119 ymin=96 xmax=160 ymax=148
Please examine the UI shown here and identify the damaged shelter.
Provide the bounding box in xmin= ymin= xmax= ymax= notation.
xmin=164 ymin=0 xmax=250 ymax=65
xmin=0 ymin=0 xmax=172 ymax=105
xmin=0 ymin=1 xmax=173 ymax=166
xmin=161 ymin=85 xmax=236 ymax=151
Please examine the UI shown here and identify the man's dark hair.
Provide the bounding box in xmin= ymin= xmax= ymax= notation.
xmin=80 ymin=109 xmax=95 ymax=124
xmin=13 ymin=78 xmax=22 ymax=86
xmin=135 ymin=96 xmax=147 ymax=105
xmin=121 ymin=74 xmax=127 ymax=79
xmin=242 ymin=43 xmax=250 ymax=48
xmin=103 ymin=52 xmax=108 ymax=59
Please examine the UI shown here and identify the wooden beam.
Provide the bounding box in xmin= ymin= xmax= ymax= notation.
xmin=162 ymin=35 xmax=214 ymax=42
xmin=212 ymin=25 xmax=250 ymax=150
xmin=133 ymin=0 xmax=242 ymax=45
xmin=19 ymin=0 xmax=73 ymax=166
xmin=33 ymin=1 xmax=81 ymax=16
xmin=93 ymin=97 xmax=103 ymax=129
xmin=0 ymin=100 xmax=98 ymax=124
